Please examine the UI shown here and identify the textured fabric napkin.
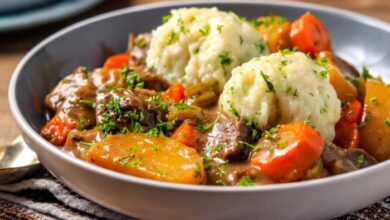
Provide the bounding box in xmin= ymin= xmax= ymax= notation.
xmin=0 ymin=167 xmax=388 ymax=220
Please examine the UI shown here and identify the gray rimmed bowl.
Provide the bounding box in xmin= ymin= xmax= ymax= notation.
xmin=8 ymin=1 xmax=390 ymax=219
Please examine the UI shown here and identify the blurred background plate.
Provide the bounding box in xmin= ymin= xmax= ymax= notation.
xmin=0 ymin=0 xmax=54 ymax=13
xmin=0 ymin=0 xmax=103 ymax=32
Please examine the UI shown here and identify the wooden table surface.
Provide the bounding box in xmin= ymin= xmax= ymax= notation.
xmin=0 ymin=0 xmax=389 ymax=146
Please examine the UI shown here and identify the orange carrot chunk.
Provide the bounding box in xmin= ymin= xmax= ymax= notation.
xmin=251 ymin=122 xmax=325 ymax=182
xmin=168 ymin=82 xmax=186 ymax=102
xmin=172 ymin=121 xmax=200 ymax=148
xmin=290 ymin=14 xmax=331 ymax=56
xmin=103 ymin=53 xmax=129 ymax=69
xmin=40 ymin=112 xmax=77 ymax=146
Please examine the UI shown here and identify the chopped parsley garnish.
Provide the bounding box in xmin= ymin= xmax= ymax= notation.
xmin=316 ymin=58 xmax=328 ymax=68
xmin=254 ymin=43 xmax=266 ymax=54
xmin=202 ymin=156 xmax=213 ymax=171
xmin=194 ymin=47 xmax=200 ymax=54
xmin=356 ymin=154 xmax=365 ymax=166
xmin=206 ymin=143 xmax=226 ymax=153
xmin=320 ymin=106 xmax=328 ymax=114
xmin=173 ymin=101 xmax=193 ymax=110
xmin=97 ymin=112 xmax=116 ymax=135
xmin=146 ymin=92 xmax=168 ymax=110
xmin=108 ymin=96 xmax=121 ymax=113
xmin=238 ymin=176 xmax=256 ymax=186
xmin=249 ymin=19 xmax=261 ymax=28
xmin=228 ymin=100 xmax=240 ymax=119
xmin=219 ymin=52 xmax=233 ymax=75
xmin=239 ymin=35 xmax=244 ymax=45
xmin=78 ymin=117 xmax=86 ymax=129
xmin=199 ymin=25 xmax=210 ymax=36
xmin=257 ymin=16 xmax=288 ymax=28
xmin=280 ymin=48 xmax=293 ymax=56
xmin=246 ymin=116 xmax=255 ymax=126
xmin=79 ymin=99 xmax=96 ymax=109
xmin=79 ymin=141 xmax=95 ymax=147
xmin=135 ymin=38 xmax=147 ymax=48
xmin=126 ymin=73 xmax=144 ymax=89
xmin=278 ymin=139 xmax=287 ymax=149
xmin=260 ymin=71 xmax=274 ymax=92
xmin=219 ymin=52 xmax=233 ymax=66
xmin=150 ymin=144 xmax=159 ymax=151
xmin=217 ymin=24 xmax=224 ymax=33
xmin=167 ymin=31 xmax=178 ymax=44
xmin=194 ymin=162 xmax=202 ymax=178
xmin=238 ymin=141 xmax=261 ymax=152
xmin=370 ymin=96 xmax=378 ymax=103
xmin=362 ymin=67 xmax=373 ymax=79
xmin=162 ymin=13 xmax=172 ymax=23
xmin=319 ymin=70 xmax=328 ymax=79
xmin=196 ymin=112 xmax=221 ymax=132
xmin=146 ymin=120 xmax=176 ymax=138
xmin=120 ymin=66 xmax=131 ymax=79
xmin=385 ymin=118 xmax=390 ymax=127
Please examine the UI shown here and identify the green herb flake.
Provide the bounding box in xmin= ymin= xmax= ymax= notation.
xmin=260 ymin=71 xmax=274 ymax=92
xmin=126 ymin=73 xmax=144 ymax=89
xmin=385 ymin=118 xmax=390 ymax=127
xmin=162 ymin=13 xmax=172 ymax=23
xmin=108 ymin=96 xmax=121 ymax=113
xmin=217 ymin=24 xmax=224 ymax=33
xmin=356 ymin=154 xmax=365 ymax=166
xmin=167 ymin=31 xmax=178 ymax=44
xmin=362 ymin=67 xmax=373 ymax=79
xmin=249 ymin=19 xmax=261 ymax=28
xmin=194 ymin=162 xmax=202 ymax=178
xmin=194 ymin=47 xmax=200 ymax=54
xmin=79 ymin=141 xmax=95 ymax=147
xmin=370 ymin=96 xmax=378 ymax=104
xmin=254 ymin=43 xmax=266 ymax=54
xmin=278 ymin=139 xmax=287 ymax=149
xmin=146 ymin=92 xmax=168 ymax=110
xmin=202 ymin=156 xmax=213 ymax=171
xmin=219 ymin=52 xmax=233 ymax=76
xmin=199 ymin=25 xmax=210 ymax=36
xmin=239 ymin=35 xmax=244 ymax=45
xmin=135 ymin=38 xmax=147 ymax=48
xmin=97 ymin=112 xmax=116 ymax=135
xmin=228 ymin=101 xmax=240 ymax=119
xmin=78 ymin=117 xmax=86 ymax=129
xmin=173 ymin=101 xmax=193 ymax=110
xmin=79 ymin=99 xmax=96 ymax=109
xmin=238 ymin=175 xmax=256 ymax=186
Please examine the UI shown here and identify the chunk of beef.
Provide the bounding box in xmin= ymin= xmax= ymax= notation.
xmin=96 ymin=88 xmax=165 ymax=134
xmin=64 ymin=129 xmax=102 ymax=159
xmin=128 ymin=33 xmax=151 ymax=66
xmin=205 ymin=115 xmax=254 ymax=162
xmin=322 ymin=143 xmax=377 ymax=175
xmin=91 ymin=67 xmax=169 ymax=92
xmin=45 ymin=67 xmax=96 ymax=128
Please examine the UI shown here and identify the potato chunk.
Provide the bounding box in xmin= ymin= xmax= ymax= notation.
xmin=359 ymin=79 xmax=390 ymax=161
xmin=86 ymin=133 xmax=204 ymax=184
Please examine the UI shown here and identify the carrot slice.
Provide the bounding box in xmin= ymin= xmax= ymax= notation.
xmin=334 ymin=123 xmax=360 ymax=149
xmin=40 ymin=112 xmax=77 ymax=146
xmin=172 ymin=121 xmax=200 ymax=148
xmin=290 ymin=14 xmax=331 ymax=56
xmin=334 ymin=99 xmax=363 ymax=149
xmin=251 ymin=122 xmax=325 ymax=182
xmin=168 ymin=82 xmax=186 ymax=102
xmin=103 ymin=53 xmax=129 ymax=69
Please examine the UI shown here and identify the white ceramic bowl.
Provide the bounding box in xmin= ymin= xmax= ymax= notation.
xmin=9 ymin=1 xmax=390 ymax=219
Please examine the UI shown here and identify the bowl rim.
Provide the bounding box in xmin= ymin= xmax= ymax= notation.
xmin=9 ymin=0 xmax=390 ymax=192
